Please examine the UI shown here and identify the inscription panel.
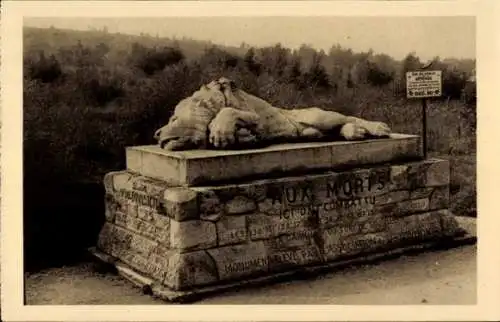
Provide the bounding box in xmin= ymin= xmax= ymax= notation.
xmin=244 ymin=169 xmax=389 ymax=233
xmin=121 ymin=251 xmax=169 ymax=282
xmin=207 ymin=241 xmax=269 ymax=281
xmin=114 ymin=212 xmax=169 ymax=245
xmin=265 ymin=234 xmax=322 ymax=272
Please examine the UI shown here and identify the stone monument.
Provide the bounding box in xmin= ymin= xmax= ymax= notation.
xmin=91 ymin=78 xmax=472 ymax=302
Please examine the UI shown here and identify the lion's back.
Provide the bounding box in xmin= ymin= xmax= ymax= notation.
xmin=236 ymin=90 xmax=301 ymax=139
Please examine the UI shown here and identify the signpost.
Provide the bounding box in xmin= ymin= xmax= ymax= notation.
xmin=406 ymin=69 xmax=442 ymax=159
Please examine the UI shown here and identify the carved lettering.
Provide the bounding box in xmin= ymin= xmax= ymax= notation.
xmin=117 ymin=189 xmax=162 ymax=211
xmin=224 ymin=257 xmax=269 ymax=274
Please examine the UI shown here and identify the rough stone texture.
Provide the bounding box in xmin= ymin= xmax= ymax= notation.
xmin=340 ymin=233 xmax=389 ymax=257
xmin=121 ymin=250 xmax=170 ymax=282
xmin=198 ymin=191 xmax=223 ymax=221
xmin=387 ymin=212 xmax=443 ymax=245
xmin=394 ymin=198 xmax=430 ymax=216
xmin=265 ymin=234 xmax=322 ymax=272
xmin=170 ymin=220 xmax=217 ymax=252
xmin=114 ymin=212 xmax=170 ymax=246
xmin=164 ymin=251 xmax=219 ymax=290
xmin=390 ymin=159 xmax=450 ymax=190
xmin=126 ymin=134 xmax=421 ymax=186
xmin=410 ymin=187 xmax=434 ymax=199
xmin=225 ymin=195 xmax=256 ymax=214
xmin=207 ymin=241 xmax=268 ymax=281
xmin=247 ymin=213 xmax=274 ymax=240
xmin=429 ymin=186 xmax=450 ymax=210
xmin=375 ymin=190 xmax=410 ymax=205
xmin=322 ymin=223 xmax=365 ymax=261
xmin=439 ymin=209 xmax=462 ymax=237
xmin=97 ymin=155 xmax=464 ymax=294
xmin=216 ymin=215 xmax=247 ymax=246
xmin=163 ymin=187 xmax=199 ymax=221
xmin=425 ymin=159 xmax=451 ymax=186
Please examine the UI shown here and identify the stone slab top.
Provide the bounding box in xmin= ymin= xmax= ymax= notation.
xmin=128 ymin=133 xmax=418 ymax=160
xmin=126 ymin=133 xmax=422 ymax=186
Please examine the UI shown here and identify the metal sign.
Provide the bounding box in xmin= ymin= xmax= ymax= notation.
xmin=406 ymin=70 xmax=442 ymax=98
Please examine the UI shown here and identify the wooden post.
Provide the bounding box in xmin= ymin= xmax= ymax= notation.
xmin=422 ymin=98 xmax=428 ymax=159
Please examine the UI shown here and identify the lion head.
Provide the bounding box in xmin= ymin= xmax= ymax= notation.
xmin=154 ymin=78 xmax=243 ymax=150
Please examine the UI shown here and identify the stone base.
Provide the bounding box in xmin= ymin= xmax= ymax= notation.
xmin=89 ymin=216 xmax=475 ymax=303
xmin=126 ymin=134 xmax=421 ymax=186
xmin=97 ymin=156 xmax=469 ymax=296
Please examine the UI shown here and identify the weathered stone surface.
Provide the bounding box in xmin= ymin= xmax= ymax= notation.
xmin=241 ymin=184 xmax=268 ymax=202
xmin=97 ymin=223 xmax=133 ymax=258
xmin=170 ymin=220 xmax=217 ymax=251
xmin=99 ymin=154 xmax=464 ymax=295
xmin=265 ymin=233 xmax=322 ymax=272
xmin=112 ymin=171 xmax=134 ymax=191
xmin=103 ymin=172 xmax=117 ymax=194
xmin=322 ymin=224 xmax=363 ymax=261
xmin=207 ymin=241 xmax=268 ymax=281
xmin=198 ymin=191 xmax=223 ymax=221
xmin=126 ymin=134 xmax=421 ymax=186
xmin=104 ymin=194 xmax=118 ymax=222
xmin=164 ymin=251 xmax=219 ymax=290
xmin=340 ymin=233 xmax=389 ymax=256
xmin=357 ymin=215 xmax=388 ymax=234
xmin=390 ymin=159 xmax=450 ymax=190
xmin=375 ymin=190 xmax=410 ymax=205
xmin=99 ymin=223 xmax=159 ymax=258
xmin=394 ymin=198 xmax=430 ymax=216
xmin=127 ymin=147 xmax=186 ymax=186
xmin=318 ymin=203 xmax=340 ymax=228
xmin=225 ymin=195 xmax=256 ymax=214
xmin=125 ymin=149 xmax=143 ymax=176
xmin=439 ymin=209 xmax=461 ymax=237
xmin=387 ymin=212 xmax=443 ymax=245
xmin=130 ymin=232 xmax=158 ymax=257
xmin=429 ymin=186 xmax=450 ymax=210
xmin=257 ymin=198 xmax=282 ymax=215
xmin=216 ymin=215 xmax=247 ymax=246
xmin=425 ymin=159 xmax=450 ymax=186
xmin=163 ymin=187 xmax=199 ymax=221
xmin=333 ymin=200 xmax=377 ymax=226
xmin=272 ymin=206 xmax=317 ymax=237
xmin=410 ymin=187 xmax=434 ymax=199
xmin=120 ymin=251 xmax=171 ymax=283
xmin=114 ymin=212 xmax=170 ymax=245
xmin=96 ymin=222 xmax=115 ymax=254
xmin=247 ymin=213 xmax=274 ymax=240
xmin=390 ymin=164 xmax=409 ymax=190
xmin=324 ymin=168 xmax=392 ymax=199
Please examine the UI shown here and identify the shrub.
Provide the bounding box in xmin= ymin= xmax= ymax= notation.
xmin=26 ymin=51 xmax=63 ymax=83
xmin=130 ymin=44 xmax=185 ymax=75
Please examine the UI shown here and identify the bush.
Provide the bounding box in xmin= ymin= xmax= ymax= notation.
xmin=26 ymin=52 xmax=63 ymax=83
xmin=130 ymin=44 xmax=185 ymax=75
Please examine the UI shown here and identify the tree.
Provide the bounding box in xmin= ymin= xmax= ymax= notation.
xmin=283 ymin=54 xmax=302 ymax=85
xmin=28 ymin=51 xmax=63 ymax=83
xmin=302 ymin=51 xmax=330 ymax=90
xmin=244 ymin=47 xmax=262 ymax=76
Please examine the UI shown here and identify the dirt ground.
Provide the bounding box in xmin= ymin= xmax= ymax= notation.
xmin=24 ymin=244 xmax=476 ymax=305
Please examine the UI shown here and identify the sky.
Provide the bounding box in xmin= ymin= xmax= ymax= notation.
xmin=24 ymin=16 xmax=476 ymax=61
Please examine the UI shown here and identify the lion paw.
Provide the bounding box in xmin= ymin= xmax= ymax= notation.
xmin=364 ymin=121 xmax=391 ymax=137
xmin=340 ymin=123 xmax=368 ymax=140
xmin=208 ymin=108 xmax=237 ymax=148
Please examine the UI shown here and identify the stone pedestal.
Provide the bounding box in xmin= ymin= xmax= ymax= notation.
xmin=93 ymin=134 xmax=472 ymax=301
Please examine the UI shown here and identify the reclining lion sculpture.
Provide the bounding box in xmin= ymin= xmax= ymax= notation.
xmin=154 ymin=77 xmax=391 ymax=151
